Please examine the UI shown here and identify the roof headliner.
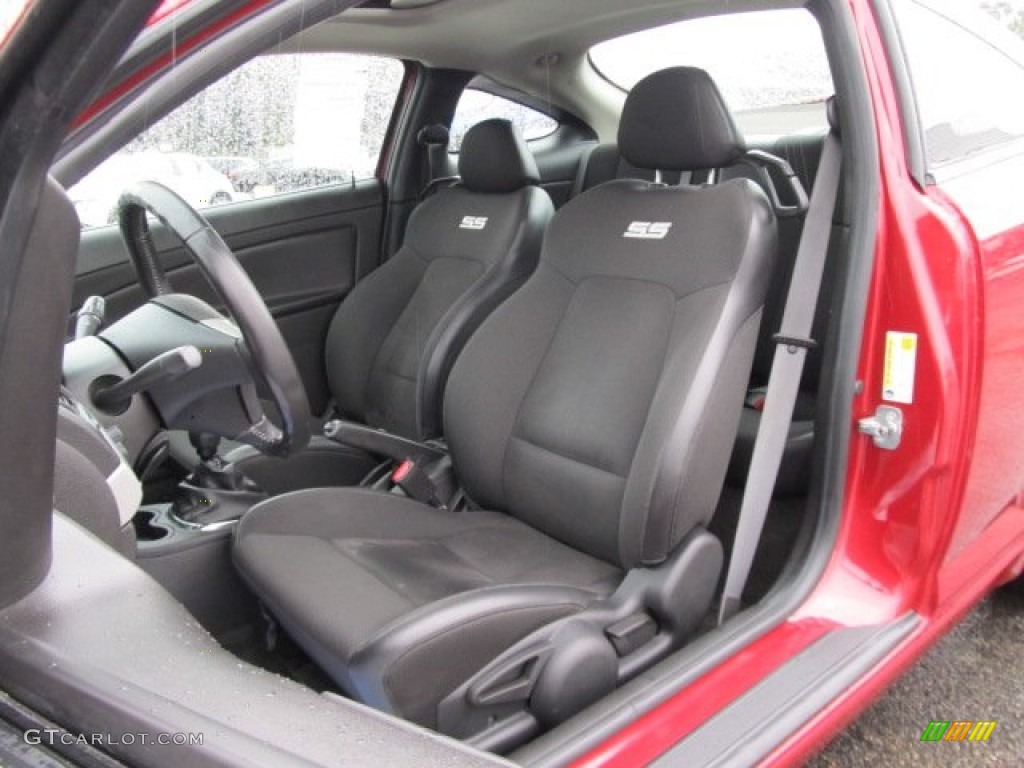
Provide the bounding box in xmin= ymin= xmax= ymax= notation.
xmin=292 ymin=0 xmax=808 ymax=138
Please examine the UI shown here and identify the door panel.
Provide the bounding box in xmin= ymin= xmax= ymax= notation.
xmin=887 ymin=1 xmax=1024 ymax=562
xmin=940 ymin=150 xmax=1024 ymax=561
xmin=72 ymin=180 xmax=386 ymax=413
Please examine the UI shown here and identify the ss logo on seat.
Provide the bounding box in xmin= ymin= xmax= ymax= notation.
xmin=460 ymin=216 xmax=489 ymax=230
xmin=623 ymin=221 xmax=672 ymax=240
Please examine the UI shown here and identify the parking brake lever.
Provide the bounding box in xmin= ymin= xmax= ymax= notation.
xmin=92 ymin=345 xmax=202 ymax=414
xmin=323 ymin=419 xmax=446 ymax=464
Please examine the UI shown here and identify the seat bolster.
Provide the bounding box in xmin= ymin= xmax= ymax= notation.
xmin=348 ymin=584 xmax=596 ymax=728
xmin=418 ymin=186 xmax=553 ymax=435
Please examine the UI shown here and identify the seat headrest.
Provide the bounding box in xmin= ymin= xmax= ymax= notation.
xmin=458 ymin=118 xmax=541 ymax=194
xmin=618 ymin=67 xmax=745 ymax=172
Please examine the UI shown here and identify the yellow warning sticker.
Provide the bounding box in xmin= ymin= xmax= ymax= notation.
xmin=882 ymin=331 xmax=917 ymax=404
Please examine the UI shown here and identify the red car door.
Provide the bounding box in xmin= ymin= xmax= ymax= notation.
xmin=891 ymin=1 xmax=1024 ymax=590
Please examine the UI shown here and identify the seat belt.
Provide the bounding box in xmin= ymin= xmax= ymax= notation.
xmin=417 ymin=124 xmax=458 ymax=200
xmin=718 ymin=118 xmax=842 ymax=624
xmin=569 ymin=142 xmax=598 ymax=199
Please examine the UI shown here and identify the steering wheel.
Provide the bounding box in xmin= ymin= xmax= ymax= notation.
xmin=116 ymin=181 xmax=310 ymax=457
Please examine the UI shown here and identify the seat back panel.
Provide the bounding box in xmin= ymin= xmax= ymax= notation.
xmin=446 ymin=179 xmax=776 ymax=568
xmin=514 ymin=277 xmax=675 ymax=478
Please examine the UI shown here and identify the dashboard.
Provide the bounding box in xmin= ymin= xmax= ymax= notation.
xmin=62 ymin=334 xmax=161 ymax=464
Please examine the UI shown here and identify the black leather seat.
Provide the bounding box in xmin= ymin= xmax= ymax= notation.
xmin=233 ymin=67 xmax=777 ymax=741
xmin=173 ymin=118 xmax=554 ymax=493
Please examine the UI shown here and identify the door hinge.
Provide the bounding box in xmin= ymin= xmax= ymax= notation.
xmin=858 ymin=405 xmax=903 ymax=451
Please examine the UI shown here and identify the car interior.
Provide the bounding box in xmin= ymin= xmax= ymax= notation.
xmin=1 ymin=0 xmax=879 ymax=763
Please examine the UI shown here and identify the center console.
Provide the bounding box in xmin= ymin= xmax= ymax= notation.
xmin=133 ymin=502 xmax=260 ymax=638
xmin=133 ymin=436 xmax=269 ymax=638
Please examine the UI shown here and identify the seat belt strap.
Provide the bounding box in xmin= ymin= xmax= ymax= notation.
xmin=569 ymin=143 xmax=598 ymax=199
xmin=718 ymin=126 xmax=842 ymax=624
xmin=417 ymin=124 xmax=454 ymax=199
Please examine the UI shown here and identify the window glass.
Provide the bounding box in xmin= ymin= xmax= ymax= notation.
xmin=0 ymin=0 xmax=33 ymax=45
xmin=589 ymin=10 xmax=833 ymax=138
xmin=893 ymin=0 xmax=1024 ymax=167
xmin=449 ymin=90 xmax=557 ymax=152
xmin=69 ymin=53 xmax=403 ymax=228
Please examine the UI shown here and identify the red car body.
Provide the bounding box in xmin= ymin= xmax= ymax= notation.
xmin=2 ymin=0 xmax=1022 ymax=764
xmin=574 ymin=2 xmax=1024 ymax=763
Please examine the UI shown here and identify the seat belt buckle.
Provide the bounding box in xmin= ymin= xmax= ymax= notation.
xmin=391 ymin=459 xmax=446 ymax=509
xmin=744 ymin=386 xmax=768 ymax=411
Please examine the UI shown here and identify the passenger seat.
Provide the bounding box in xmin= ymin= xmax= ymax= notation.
xmin=569 ymin=130 xmax=844 ymax=497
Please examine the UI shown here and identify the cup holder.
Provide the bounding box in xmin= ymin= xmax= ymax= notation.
xmin=134 ymin=509 xmax=171 ymax=541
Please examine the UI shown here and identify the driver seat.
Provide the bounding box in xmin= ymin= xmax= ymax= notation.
xmin=233 ymin=67 xmax=776 ymax=743
xmin=172 ymin=118 xmax=553 ymax=492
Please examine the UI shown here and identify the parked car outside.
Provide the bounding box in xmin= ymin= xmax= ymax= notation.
xmin=203 ymin=155 xmax=260 ymax=191
xmin=69 ymin=151 xmax=239 ymax=227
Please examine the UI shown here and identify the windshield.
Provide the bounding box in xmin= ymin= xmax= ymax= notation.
xmin=589 ymin=9 xmax=834 ymax=138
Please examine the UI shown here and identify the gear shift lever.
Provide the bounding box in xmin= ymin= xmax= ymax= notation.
xmin=186 ymin=431 xmax=259 ymax=492
xmin=189 ymin=431 xmax=222 ymax=464
xmin=175 ymin=432 xmax=265 ymax=524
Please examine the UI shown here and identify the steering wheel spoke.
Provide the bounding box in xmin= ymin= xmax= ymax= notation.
xmin=116 ymin=181 xmax=310 ymax=457
xmin=236 ymin=415 xmax=287 ymax=457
